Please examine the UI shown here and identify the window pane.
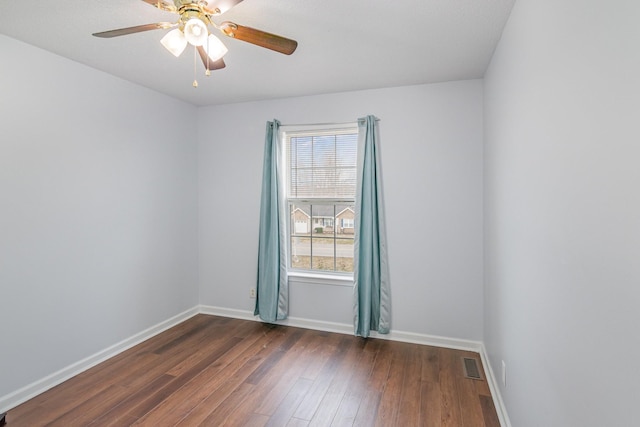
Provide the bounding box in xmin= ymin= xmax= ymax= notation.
xmin=291 ymin=204 xmax=310 ymax=236
xmin=290 ymin=203 xmax=311 ymax=269
xmin=336 ymin=204 xmax=355 ymax=235
xmin=313 ymin=239 xmax=335 ymax=272
xmin=291 ymin=235 xmax=311 ymax=270
xmin=336 ymin=237 xmax=354 ymax=273
xmin=335 ymin=203 xmax=355 ymax=272
xmin=311 ymin=205 xmax=334 ymax=236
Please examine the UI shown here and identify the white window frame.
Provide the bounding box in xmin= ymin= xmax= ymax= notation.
xmin=280 ymin=123 xmax=358 ymax=285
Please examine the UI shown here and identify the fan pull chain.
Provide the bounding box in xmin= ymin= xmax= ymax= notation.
xmin=193 ymin=46 xmax=198 ymax=88
xmin=205 ymin=37 xmax=211 ymax=76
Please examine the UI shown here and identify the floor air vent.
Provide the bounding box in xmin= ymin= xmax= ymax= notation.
xmin=462 ymin=357 xmax=483 ymax=380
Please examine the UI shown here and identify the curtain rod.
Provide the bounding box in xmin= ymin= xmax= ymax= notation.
xmin=278 ymin=118 xmax=380 ymax=128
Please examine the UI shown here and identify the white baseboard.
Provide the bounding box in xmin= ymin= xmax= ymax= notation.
xmin=199 ymin=305 xmax=483 ymax=352
xmin=0 ymin=307 xmax=199 ymax=414
xmin=478 ymin=344 xmax=512 ymax=427
xmin=2 ymin=305 xmax=510 ymax=427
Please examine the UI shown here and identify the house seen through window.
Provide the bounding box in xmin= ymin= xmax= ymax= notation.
xmin=284 ymin=124 xmax=358 ymax=273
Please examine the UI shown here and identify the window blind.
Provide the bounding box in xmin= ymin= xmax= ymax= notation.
xmin=286 ymin=129 xmax=358 ymax=199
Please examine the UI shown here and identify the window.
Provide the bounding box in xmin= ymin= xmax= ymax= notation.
xmin=341 ymin=218 xmax=354 ymax=229
xmin=283 ymin=124 xmax=358 ymax=274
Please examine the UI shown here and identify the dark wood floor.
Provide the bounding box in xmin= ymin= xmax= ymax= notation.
xmin=5 ymin=315 xmax=500 ymax=426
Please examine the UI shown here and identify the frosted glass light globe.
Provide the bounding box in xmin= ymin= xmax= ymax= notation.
xmin=184 ymin=18 xmax=208 ymax=46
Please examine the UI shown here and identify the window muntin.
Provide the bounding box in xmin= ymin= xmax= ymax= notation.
xmin=284 ymin=125 xmax=358 ymax=274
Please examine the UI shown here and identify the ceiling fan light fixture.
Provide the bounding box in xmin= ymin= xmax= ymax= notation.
xmin=160 ymin=28 xmax=187 ymax=57
xmin=205 ymin=34 xmax=228 ymax=61
xmin=184 ymin=18 xmax=208 ymax=46
xmin=93 ymin=0 xmax=299 ymax=85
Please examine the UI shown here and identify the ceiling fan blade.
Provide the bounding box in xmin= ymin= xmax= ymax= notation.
xmin=92 ymin=22 xmax=176 ymax=38
xmin=220 ymin=22 xmax=298 ymax=55
xmin=196 ymin=46 xmax=226 ymax=71
xmin=202 ymin=0 xmax=244 ymax=15
xmin=141 ymin=0 xmax=178 ymax=13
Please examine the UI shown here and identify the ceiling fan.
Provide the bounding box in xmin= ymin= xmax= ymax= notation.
xmin=93 ymin=0 xmax=298 ymax=85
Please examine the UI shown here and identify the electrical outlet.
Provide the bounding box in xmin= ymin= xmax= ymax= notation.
xmin=501 ymin=360 xmax=507 ymax=388
xmin=250 ymin=288 xmax=256 ymax=299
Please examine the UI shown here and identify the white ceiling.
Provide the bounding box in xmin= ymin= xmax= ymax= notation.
xmin=0 ymin=0 xmax=515 ymax=106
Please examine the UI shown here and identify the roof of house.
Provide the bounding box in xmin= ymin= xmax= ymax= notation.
xmin=291 ymin=205 xmax=354 ymax=218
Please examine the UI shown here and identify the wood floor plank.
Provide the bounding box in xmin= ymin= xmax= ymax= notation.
xmin=93 ymin=413 xmax=139 ymax=427
xmin=5 ymin=315 xmax=501 ymax=427
xmin=265 ymin=378 xmax=314 ymax=427
xmin=456 ymin=371 xmax=486 ymax=426
xmin=200 ymin=382 xmax=256 ymax=425
xmin=173 ymin=325 xmax=299 ymax=426
xmin=245 ymin=328 xmax=306 ymax=385
xmin=373 ymin=343 xmax=409 ymax=426
xmin=229 ymin=330 xmax=325 ymax=426
xmin=86 ymin=373 xmax=176 ymax=426
xmin=8 ymin=316 xmax=220 ymax=426
xmin=126 ymin=335 xmax=245 ymax=420
xmin=308 ymin=338 xmax=364 ymax=426
xmin=480 ymin=395 xmax=501 ymax=427
xmin=299 ymin=332 xmax=343 ymax=381
xmin=293 ymin=335 xmax=353 ymax=421
xmin=287 ymin=417 xmax=311 ymax=427
xmin=421 ymin=380 xmax=442 ymax=427
xmin=9 ymin=352 xmax=160 ymax=426
xmin=331 ymin=348 xmax=377 ymax=426
xmin=439 ymin=347 xmax=464 ymax=426
xmin=130 ymin=323 xmax=282 ymax=426
xmin=421 ymin=345 xmax=441 ymax=383
xmin=164 ymin=319 xmax=259 ymax=377
xmin=43 ymin=384 xmax=130 ymax=426
xmin=242 ymin=412 xmax=271 ymax=427
xmin=223 ymin=345 xmax=319 ymax=425
xmin=352 ymin=340 xmax=393 ymax=427
xmin=331 ymin=394 xmax=362 ymax=427
xmin=252 ymin=330 xmax=327 ymax=416
xmin=150 ymin=315 xmax=224 ymax=354
xmin=395 ymin=343 xmax=424 ymax=426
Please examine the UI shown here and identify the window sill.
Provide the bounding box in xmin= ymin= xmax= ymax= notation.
xmin=287 ymin=271 xmax=354 ymax=287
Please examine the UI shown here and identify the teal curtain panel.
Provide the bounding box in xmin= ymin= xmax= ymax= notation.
xmin=255 ymin=120 xmax=288 ymax=322
xmin=353 ymin=115 xmax=391 ymax=337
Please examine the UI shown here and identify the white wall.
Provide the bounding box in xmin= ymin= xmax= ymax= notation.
xmin=484 ymin=0 xmax=640 ymax=425
xmin=0 ymin=35 xmax=199 ymax=400
xmin=198 ymin=81 xmax=484 ymax=340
